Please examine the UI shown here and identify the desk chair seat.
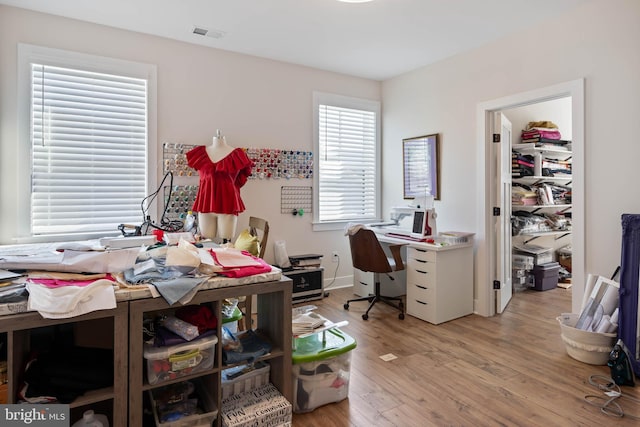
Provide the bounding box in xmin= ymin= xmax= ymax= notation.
xmin=344 ymin=227 xmax=406 ymax=320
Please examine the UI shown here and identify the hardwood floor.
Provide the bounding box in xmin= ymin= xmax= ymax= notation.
xmin=290 ymin=286 xmax=640 ymax=426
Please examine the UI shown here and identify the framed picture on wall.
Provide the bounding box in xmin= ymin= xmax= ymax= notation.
xmin=403 ymin=133 xmax=440 ymax=200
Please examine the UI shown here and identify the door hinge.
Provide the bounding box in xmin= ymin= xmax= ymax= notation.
xmin=493 ymin=280 xmax=501 ymax=290
xmin=493 ymin=134 xmax=501 ymax=143
xmin=493 ymin=207 xmax=500 ymax=216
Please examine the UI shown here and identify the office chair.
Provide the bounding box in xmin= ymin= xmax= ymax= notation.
xmin=238 ymin=216 xmax=270 ymax=329
xmin=344 ymin=227 xmax=406 ymax=320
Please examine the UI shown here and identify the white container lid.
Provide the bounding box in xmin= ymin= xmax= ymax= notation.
xmin=144 ymin=334 xmax=218 ymax=360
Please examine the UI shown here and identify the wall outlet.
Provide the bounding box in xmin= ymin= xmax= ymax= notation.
xmin=332 ymin=251 xmax=339 ymax=263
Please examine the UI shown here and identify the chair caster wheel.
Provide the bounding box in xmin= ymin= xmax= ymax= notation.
xmin=344 ymin=303 xmax=349 ymax=310
xmin=362 ymin=313 xmax=369 ymax=320
xmin=399 ymin=313 xmax=405 ymax=320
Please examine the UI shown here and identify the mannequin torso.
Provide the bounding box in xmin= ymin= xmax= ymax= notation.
xmin=186 ymin=132 xmax=252 ymax=241
xmin=201 ymin=135 xmax=238 ymax=240
xmin=206 ymin=136 xmax=235 ymax=163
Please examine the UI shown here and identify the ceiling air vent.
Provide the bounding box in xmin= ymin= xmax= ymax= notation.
xmin=192 ymin=26 xmax=226 ymax=39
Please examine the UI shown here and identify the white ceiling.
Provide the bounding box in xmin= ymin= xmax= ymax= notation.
xmin=0 ymin=0 xmax=589 ymax=81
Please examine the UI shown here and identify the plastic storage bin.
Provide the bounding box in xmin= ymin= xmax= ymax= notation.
xmin=221 ymin=361 xmax=271 ymax=400
xmin=532 ymin=262 xmax=560 ymax=291
xmin=144 ymin=335 xmax=218 ymax=385
xmin=291 ymin=328 xmax=356 ymax=413
xmin=149 ymin=380 xmax=218 ymax=427
xmin=222 ymin=306 xmax=243 ymax=334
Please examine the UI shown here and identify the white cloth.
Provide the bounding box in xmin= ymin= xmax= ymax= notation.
xmin=345 ymin=223 xmax=367 ymax=236
xmin=26 ymin=279 xmax=116 ymax=319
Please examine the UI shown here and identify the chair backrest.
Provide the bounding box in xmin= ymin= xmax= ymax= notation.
xmin=348 ymin=228 xmax=392 ymax=274
xmin=249 ymin=216 xmax=270 ymax=259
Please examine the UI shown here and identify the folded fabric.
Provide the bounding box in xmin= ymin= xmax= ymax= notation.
xmin=209 ymin=248 xmax=262 ymax=268
xmin=165 ymin=241 xmax=201 ymax=268
xmin=222 ymin=329 xmax=272 ymax=365
xmin=154 ymin=325 xmax=216 ymax=347
xmin=216 ymin=255 xmax=273 ymax=278
xmin=26 ymin=279 xmax=116 ymax=319
xmin=175 ymin=304 xmax=217 ymax=333
xmin=28 ymin=274 xmax=116 ymax=288
xmin=151 ymin=276 xmax=208 ymax=306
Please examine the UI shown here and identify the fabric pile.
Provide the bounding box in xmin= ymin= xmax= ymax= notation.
xmin=520 ymin=120 xmax=570 ymax=150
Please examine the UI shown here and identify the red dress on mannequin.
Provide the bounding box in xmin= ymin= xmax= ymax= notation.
xmin=186 ymin=146 xmax=253 ymax=215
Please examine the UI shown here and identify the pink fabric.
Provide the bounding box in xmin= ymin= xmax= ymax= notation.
xmin=186 ymin=146 xmax=253 ymax=215
xmin=211 ymin=250 xmax=273 ymax=278
xmin=521 ymin=129 xmax=561 ymax=140
xmin=209 ymin=248 xmax=262 ymax=268
xmin=28 ymin=274 xmax=116 ymax=288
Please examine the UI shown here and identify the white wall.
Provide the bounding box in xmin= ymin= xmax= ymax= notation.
xmin=382 ymin=0 xmax=640 ymax=313
xmin=0 ymin=5 xmax=380 ymax=286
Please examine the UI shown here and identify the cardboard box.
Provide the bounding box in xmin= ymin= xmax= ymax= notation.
xmin=221 ymin=383 xmax=292 ymax=427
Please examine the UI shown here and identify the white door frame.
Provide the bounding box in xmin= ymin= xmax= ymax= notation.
xmin=475 ymin=79 xmax=585 ymax=317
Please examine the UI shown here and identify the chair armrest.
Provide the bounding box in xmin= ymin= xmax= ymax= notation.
xmin=389 ymin=244 xmax=406 ymax=271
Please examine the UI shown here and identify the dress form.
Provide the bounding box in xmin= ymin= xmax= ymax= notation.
xmin=199 ymin=131 xmax=238 ymax=241
xmin=206 ymin=134 xmax=235 ymax=163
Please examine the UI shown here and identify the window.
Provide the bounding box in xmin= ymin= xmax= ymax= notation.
xmin=313 ymin=92 xmax=381 ymax=230
xmin=17 ymin=44 xmax=157 ymax=241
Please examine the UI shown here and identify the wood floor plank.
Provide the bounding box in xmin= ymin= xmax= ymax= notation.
xmin=291 ymin=287 xmax=640 ymax=426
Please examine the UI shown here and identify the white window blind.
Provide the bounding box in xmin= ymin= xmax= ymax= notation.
xmin=30 ymin=64 xmax=148 ymax=236
xmin=317 ymin=103 xmax=378 ymax=222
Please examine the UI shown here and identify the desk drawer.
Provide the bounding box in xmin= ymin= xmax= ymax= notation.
xmin=406 ymin=293 xmax=435 ymax=321
xmin=407 ymin=247 xmax=436 ymax=263
xmin=407 ymin=281 xmax=433 ymax=301
xmin=407 ymin=260 xmax=436 ymax=290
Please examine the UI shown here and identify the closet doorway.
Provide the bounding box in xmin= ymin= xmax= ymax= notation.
xmin=476 ymin=79 xmax=585 ymax=317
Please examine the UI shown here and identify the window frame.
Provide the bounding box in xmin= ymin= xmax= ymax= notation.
xmin=312 ymin=91 xmax=381 ymax=231
xmin=16 ymin=44 xmax=157 ymax=243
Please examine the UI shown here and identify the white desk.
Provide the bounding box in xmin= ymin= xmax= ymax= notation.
xmin=353 ymin=229 xmax=474 ymax=324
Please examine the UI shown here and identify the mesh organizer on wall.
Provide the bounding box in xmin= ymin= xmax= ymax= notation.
xmin=281 ymin=186 xmax=312 ymax=215
xmin=245 ymin=148 xmax=313 ymax=180
xmin=163 ymin=142 xmax=199 ymax=177
xmin=161 ymin=143 xmax=314 ymax=219
xmin=163 ymin=185 xmax=198 ymax=220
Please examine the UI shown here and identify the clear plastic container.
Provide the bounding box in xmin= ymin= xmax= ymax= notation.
xmin=291 ymin=328 xmax=356 ymax=413
xmin=144 ymin=335 xmax=218 ymax=385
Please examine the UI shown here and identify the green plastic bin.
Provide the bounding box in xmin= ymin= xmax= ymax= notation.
xmin=291 ymin=328 xmax=356 ymax=413
xmin=222 ymin=306 xmax=243 ymax=333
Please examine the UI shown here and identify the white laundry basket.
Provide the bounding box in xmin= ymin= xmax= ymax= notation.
xmin=557 ymin=313 xmax=617 ymax=365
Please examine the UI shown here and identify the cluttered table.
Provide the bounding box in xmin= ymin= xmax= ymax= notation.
xmin=0 ymin=237 xmax=292 ymax=427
